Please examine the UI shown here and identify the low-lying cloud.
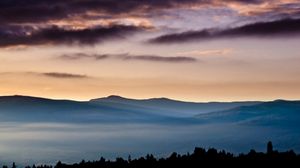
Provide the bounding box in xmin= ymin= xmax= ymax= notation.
xmin=121 ymin=55 xmax=196 ymax=63
xmin=0 ymin=71 xmax=90 ymax=79
xmin=58 ymin=53 xmax=197 ymax=63
xmin=176 ymin=49 xmax=233 ymax=57
xmin=59 ymin=53 xmax=110 ymax=60
xmin=149 ymin=18 xmax=300 ymax=43
xmin=42 ymin=72 xmax=88 ymax=79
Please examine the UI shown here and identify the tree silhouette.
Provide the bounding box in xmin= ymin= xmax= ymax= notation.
xmin=267 ymin=141 xmax=273 ymax=154
xmin=12 ymin=162 xmax=16 ymax=168
xmin=3 ymin=142 xmax=300 ymax=168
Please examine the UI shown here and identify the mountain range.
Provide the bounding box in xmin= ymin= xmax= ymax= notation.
xmin=1 ymin=95 xmax=300 ymax=163
xmin=0 ymin=95 xmax=299 ymax=126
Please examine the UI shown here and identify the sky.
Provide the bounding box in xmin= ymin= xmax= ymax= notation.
xmin=0 ymin=0 xmax=300 ymax=101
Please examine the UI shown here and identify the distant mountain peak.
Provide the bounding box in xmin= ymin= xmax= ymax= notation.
xmin=89 ymin=95 xmax=132 ymax=102
xmin=91 ymin=95 xmax=176 ymax=102
xmin=146 ymin=97 xmax=174 ymax=102
xmin=273 ymin=99 xmax=288 ymax=102
xmin=106 ymin=95 xmax=126 ymax=100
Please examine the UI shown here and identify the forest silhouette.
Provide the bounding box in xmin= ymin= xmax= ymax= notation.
xmin=3 ymin=142 xmax=300 ymax=168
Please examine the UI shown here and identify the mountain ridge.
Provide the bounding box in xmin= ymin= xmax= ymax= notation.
xmin=195 ymin=99 xmax=300 ymax=126
xmin=0 ymin=95 xmax=262 ymax=122
xmin=1 ymin=95 xmax=299 ymax=120
xmin=90 ymin=95 xmax=265 ymax=104
xmin=1 ymin=94 xmax=294 ymax=104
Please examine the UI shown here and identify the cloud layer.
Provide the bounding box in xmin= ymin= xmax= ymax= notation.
xmin=0 ymin=71 xmax=89 ymax=79
xmin=0 ymin=0 xmax=265 ymax=24
xmin=121 ymin=54 xmax=197 ymax=63
xmin=149 ymin=18 xmax=300 ymax=43
xmin=59 ymin=53 xmax=197 ymax=63
xmin=0 ymin=0 xmax=298 ymax=26
xmin=0 ymin=25 xmax=145 ymax=48
xmin=0 ymin=0 xmax=299 ymax=48
xmin=42 ymin=72 xmax=88 ymax=79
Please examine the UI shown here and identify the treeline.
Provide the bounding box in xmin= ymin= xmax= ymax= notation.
xmin=4 ymin=142 xmax=300 ymax=168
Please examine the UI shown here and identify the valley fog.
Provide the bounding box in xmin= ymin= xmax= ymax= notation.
xmin=0 ymin=122 xmax=298 ymax=165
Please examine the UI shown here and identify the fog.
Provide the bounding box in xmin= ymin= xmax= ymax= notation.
xmin=0 ymin=122 xmax=299 ymax=166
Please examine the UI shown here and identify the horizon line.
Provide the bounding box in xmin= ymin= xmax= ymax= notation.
xmin=0 ymin=94 xmax=299 ymax=103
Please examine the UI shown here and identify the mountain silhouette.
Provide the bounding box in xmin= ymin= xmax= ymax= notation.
xmin=0 ymin=95 xmax=299 ymax=126
xmin=1 ymin=95 xmax=300 ymax=163
xmin=0 ymin=95 xmax=169 ymax=123
xmin=90 ymin=95 xmax=260 ymax=117
xmin=195 ymin=99 xmax=300 ymax=127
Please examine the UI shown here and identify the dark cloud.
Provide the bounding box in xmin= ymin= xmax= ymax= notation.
xmin=59 ymin=53 xmax=109 ymax=60
xmin=42 ymin=72 xmax=88 ymax=79
xmin=0 ymin=25 xmax=144 ymax=48
xmin=0 ymin=2 xmax=67 ymax=24
xmin=0 ymin=0 xmax=264 ymax=24
xmin=0 ymin=0 xmax=297 ymax=48
xmin=120 ymin=54 xmax=197 ymax=63
xmin=58 ymin=53 xmax=197 ymax=63
xmin=149 ymin=18 xmax=300 ymax=43
xmin=0 ymin=71 xmax=89 ymax=79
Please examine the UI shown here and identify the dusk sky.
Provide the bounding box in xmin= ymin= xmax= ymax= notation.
xmin=0 ymin=0 xmax=300 ymax=101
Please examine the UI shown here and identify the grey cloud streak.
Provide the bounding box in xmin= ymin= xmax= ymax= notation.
xmin=59 ymin=53 xmax=110 ymax=60
xmin=121 ymin=55 xmax=196 ymax=63
xmin=58 ymin=53 xmax=197 ymax=63
xmin=0 ymin=71 xmax=90 ymax=79
xmin=149 ymin=18 xmax=300 ymax=44
xmin=42 ymin=72 xmax=88 ymax=79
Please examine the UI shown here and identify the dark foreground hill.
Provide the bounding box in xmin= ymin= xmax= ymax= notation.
xmin=5 ymin=142 xmax=300 ymax=168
